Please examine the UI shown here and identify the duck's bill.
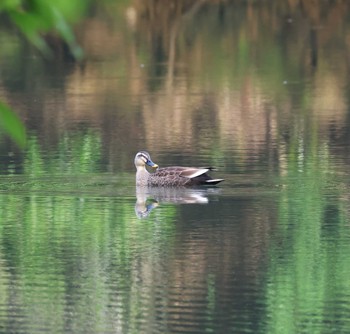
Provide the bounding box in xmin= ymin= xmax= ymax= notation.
xmin=146 ymin=160 xmax=158 ymax=168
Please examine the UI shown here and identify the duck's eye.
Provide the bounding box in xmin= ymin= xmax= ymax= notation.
xmin=137 ymin=154 xmax=147 ymax=163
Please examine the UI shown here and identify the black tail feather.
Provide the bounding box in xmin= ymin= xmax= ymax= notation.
xmin=204 ymin=179 xmax=224 ymax=185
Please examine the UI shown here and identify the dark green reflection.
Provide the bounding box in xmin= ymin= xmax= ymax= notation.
xmin=266 ymin=142 xmax=350 ymax=333
xmin=0 ymin=193 xmax=177 ymax=333
xmin=24 ymin=131 xmax=102 ymax=175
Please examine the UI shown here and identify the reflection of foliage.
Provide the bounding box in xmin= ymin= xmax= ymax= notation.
xmin=24 ymin=130 xmax=102 ymax=175
xmin=0 ymin=129 xmax=179 ymax=332
xmin=0 ymin=101 xmax=26 ymax=148
xmin=0 ymin=125 xmax=181 ymax=331
xmin=0 ymin=192 xmax=176 ymax=332
xmin=265 ymin=139 xmax=350 ymax=333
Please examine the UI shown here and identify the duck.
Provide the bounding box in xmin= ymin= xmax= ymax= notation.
xmin=134 ymin=151 xmax=224 ymax=187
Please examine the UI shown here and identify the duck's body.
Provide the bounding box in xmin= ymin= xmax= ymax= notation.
xmin=135 ymin=151 xmax=224 ymax=187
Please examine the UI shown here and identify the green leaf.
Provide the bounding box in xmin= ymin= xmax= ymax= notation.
xmin=5 ymin=0 xmax=89 ymax=59
xmin=51 ymin=6 xmax=84 ymax=60
xmin=0 ymin=102 xmax=26 ymax=148
xmin=0 ymin=0 xmax=22 ymax=11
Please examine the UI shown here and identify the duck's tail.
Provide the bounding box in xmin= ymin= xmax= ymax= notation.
xmin=204 ymin=179 xmax=224 ymax=185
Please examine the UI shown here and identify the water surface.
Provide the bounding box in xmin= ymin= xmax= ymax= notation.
xmin=0 ymin=1 xmax=350 ymax=333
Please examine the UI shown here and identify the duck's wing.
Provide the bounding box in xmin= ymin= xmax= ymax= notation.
xmin=178 ymin=167 xmax=210 ymax=179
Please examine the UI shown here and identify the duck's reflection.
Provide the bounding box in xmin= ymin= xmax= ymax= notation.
xmin=135 ymin=186 xmax=214 ymax=218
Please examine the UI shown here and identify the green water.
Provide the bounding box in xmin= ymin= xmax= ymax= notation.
xmin=0 ymin=1 xmax=350 ymax=333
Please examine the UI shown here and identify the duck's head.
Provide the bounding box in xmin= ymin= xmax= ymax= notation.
xmin=134 ymin=151 xmax=159 ymax=169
